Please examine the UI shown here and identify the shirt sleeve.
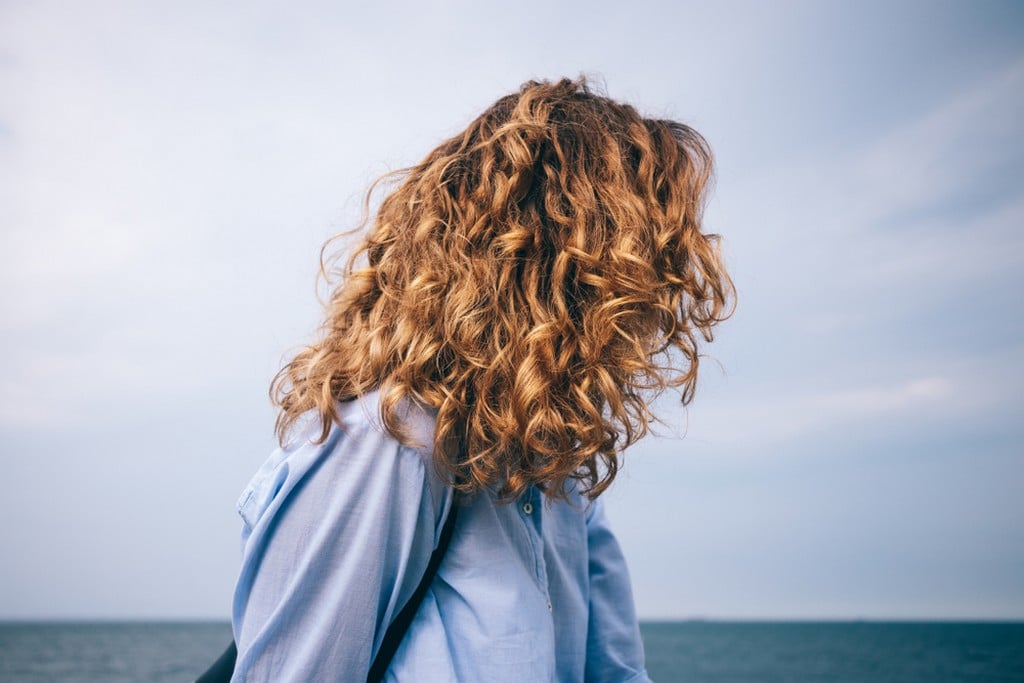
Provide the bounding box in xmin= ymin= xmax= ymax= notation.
xmin=230 ymin=412 xmax=451 ymax=682
xmin=584 ymin=495 xmax=653 ymax=683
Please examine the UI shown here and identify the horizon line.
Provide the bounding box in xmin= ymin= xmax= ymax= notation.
xmin=2 ymin=616 xmax=1022 ymax=624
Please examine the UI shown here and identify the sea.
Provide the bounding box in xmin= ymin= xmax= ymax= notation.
xmin=0 ymin=621 xmax=1022 ymax=682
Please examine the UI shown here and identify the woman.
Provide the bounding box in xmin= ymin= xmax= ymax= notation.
xmin=229 ymin=76 xmax=735 ymax=681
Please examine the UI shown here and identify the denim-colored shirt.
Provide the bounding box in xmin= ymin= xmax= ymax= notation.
xmin=230 ymin=392 xmax=651 ymax=682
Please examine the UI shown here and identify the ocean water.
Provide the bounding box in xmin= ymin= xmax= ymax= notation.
xmin=0 ymin=621 xmax=1021 ymax=682
xmin=641 ymin=622 xmax=1024 ymax=682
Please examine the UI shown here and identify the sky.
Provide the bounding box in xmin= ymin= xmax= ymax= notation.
xmin=1 ymin=0 xmax=1022 ymax=621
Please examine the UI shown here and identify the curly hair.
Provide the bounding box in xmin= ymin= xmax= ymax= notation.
xmin=271 ymin=76 xmax=736 ymax=502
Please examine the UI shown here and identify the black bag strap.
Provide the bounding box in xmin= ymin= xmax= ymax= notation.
xmin=195 ymin=640 xmax=236 ymax=683
xmin=366 ymin=494 xmax=459 ymax=682
xmin=196 ymin=492 xmax=459 ymax=683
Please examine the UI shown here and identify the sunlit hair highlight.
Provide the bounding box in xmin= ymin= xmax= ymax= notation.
xmin=271 ymin=76 xmax=736 ymax=501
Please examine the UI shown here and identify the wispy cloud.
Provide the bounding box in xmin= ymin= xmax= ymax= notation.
xmin=714 ymin=56 xmax=1024 ymax=390
xmin=684 ymin=350 xmax=1022 ymax=450
xmin=671 ymin=59 xmax=1024 ymax=455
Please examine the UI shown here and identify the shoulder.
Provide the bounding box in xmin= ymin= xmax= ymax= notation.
xmin=236 ymin=390 xmax=445 ymax=533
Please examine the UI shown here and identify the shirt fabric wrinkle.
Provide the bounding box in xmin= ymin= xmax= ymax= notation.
xmin=230 ymin=390 xmax=652 ymax=682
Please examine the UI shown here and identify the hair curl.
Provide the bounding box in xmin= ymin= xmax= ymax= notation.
xmin=271 ymin=76 xmax=736 ymax=502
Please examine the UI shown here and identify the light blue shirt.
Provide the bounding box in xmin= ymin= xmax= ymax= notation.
xmin=230 ymin=392 xmax=652 ymax=682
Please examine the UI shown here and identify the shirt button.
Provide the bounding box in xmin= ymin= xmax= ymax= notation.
xmin=546 ymin=600 xmax=552 ymax=611
xmin=522 ymin=502 xmax=534 ymax=515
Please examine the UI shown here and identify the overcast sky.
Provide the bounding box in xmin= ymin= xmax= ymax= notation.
xmin=2 ymin=0 xmax=1022 ymax=621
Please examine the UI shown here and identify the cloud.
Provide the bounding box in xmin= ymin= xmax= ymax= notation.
xmin=852 ymin=58 xmax=1024 ymax=224
xmin=710 ymin=55 xmax=1024 ymax=402
xmin=659 ymin=339 xmax=1024 ymax=454
xmin=689 ymin=375 xmax=957 ymax=448
xmin=724 ymin=55 xmax=1024 ymax=241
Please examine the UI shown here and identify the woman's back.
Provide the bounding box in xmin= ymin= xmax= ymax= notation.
xmin=231 ymin=392 xmax=647 ymax=681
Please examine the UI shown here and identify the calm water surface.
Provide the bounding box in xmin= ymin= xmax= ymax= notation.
xmin=641 ymin=621 xmax=1024 ymax=682
xmin=0 ymin=621 xmax=1021 ymax=682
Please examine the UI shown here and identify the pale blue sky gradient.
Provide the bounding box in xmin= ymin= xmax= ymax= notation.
xmin=1 ymin=0 xmax=1022 ymax=620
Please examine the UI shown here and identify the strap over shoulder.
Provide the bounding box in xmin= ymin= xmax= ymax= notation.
xmin=196 ymin=487 xmax=460 ymax=683
xmin=367 ymin=491 xmax=459 ymax=682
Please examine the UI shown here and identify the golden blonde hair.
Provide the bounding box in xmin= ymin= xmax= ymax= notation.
xmin=271 ymin=76 xmax=735 ymax=501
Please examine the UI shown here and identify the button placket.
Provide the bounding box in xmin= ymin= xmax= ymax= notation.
xmin=517 ymin=487 xmax=550 ymax=610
